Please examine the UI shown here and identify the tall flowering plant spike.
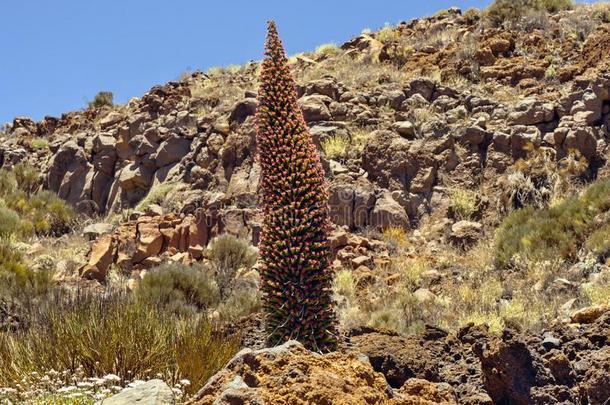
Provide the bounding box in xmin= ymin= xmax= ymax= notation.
xmin=255 ymin=21 xmax=337 ymax=351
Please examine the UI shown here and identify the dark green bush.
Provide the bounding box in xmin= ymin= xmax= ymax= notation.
xmin=495 ymin=179 xmax=610 ymax=267
xmin=135 ymin=262 xmax=220 ymax=314
xmin=207 ymin=234 xmax=257 ymax=298
xmin=88 ymin=91 xmax=114 ymax=109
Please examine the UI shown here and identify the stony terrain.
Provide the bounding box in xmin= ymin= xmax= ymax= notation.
xmin=193 ymin=306 xmax=609 ymax=404
xmin=1 ymin=2 xmax=610 ymax=404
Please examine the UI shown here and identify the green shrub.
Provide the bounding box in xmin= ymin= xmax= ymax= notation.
xmin=0 ymin=166 xmax=75 ymax=237
xmin=0 ymin=170 xmax=16 ymax=196
xmin=539 ymin=0 xmax=573 ymax=13
xmin=0 ymin=204 xmax=23 ymax=237
xmin=135 ymin=262 xmax=220 ymax=314
xmin=0 ymin=293 xmax=238 ymax=395
xmin=485 ymin=0 xmax=573 ymax=27
xmin=13 ymin=162 xmax=39 ymax=194
xmin=376 ymin=24 xmax=400 ymax=43
xmin=30 ymin=138 xmax=49 ymax=151
xmin=207 ymin=234 xmax=257 ymax=299
xmin=314 ymin=43 xmax=341 ymax=58
xmin=216 ymin=286 xmax=261 ymax=321
xmin=463 ymin=8 xmax=482 ymax=24
xmin=22 ymin=190 xmax=76 ymax=235
xmin=591 ymin=3 xmax=610 ymax=23
xmin=495 ymin=179 xmax=610 ymax=267
xmin=0 ymin=239 xmax=53 ymax=299
xmin=448 ymin=188 xmax=478 ymax=221
xmin=0 ymin=239 xmax=27 ymax=279
xmin=585 ymin=223 xmax=610 ymax=258
xmin=88 ymin=91 xmax=114 ymax=109
xmin=135 ymin=182 xmax=177 ymax=212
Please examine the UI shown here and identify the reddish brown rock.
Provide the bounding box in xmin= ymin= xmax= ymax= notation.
xmin=80 ymin=234 xmax=115 ymax=282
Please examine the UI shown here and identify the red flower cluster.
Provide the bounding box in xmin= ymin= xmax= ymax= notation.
xmin=255 ymin=21 xmax=337 ymax=351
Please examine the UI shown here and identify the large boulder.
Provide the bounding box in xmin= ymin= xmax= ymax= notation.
xmin=96 ymin=379 xmax=174 ymax=405
xmin=298 ymin=95 xmax=332 ymax=122
xmin=155 ymin=135 xmax=191 ymax=168
xmin=478 ymin=332 xmax=574 ymax=405
xmin=351 ymin=332 xmax=441 ymax=388
xmin=370 ymin=191 xmax=409 ymax=229
xmin=362 ymin=130 xmax=442 ymax=194
xmin=83 ymin=223 xmax=115 ymax=241
xmin=229 ymin=98 xmax=258 ymax=124
xmin=448 ymin=221 xmax=482 ymax=246
xmin=328 ymin=178 xmax=376 ymax=229
xmin=46 ymin=140 xmax=94 ymax=208
xmin=509 ymin=99 xmax=555 ymax=126
xmin=303 ymin=78 xmax=342 ymax=100
xmin=80 ymin=234 xmax=115 ymax=282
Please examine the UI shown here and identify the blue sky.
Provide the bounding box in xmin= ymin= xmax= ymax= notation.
xmin=0 ymin=0 xmax=496 ymax=124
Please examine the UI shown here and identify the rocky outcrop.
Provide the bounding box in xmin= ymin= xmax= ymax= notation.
xmin=191 ymin=340 xmax=456 ymax=405
xmin=348 ymin=305 xmax=610 ymax=405
xmin=2 ymin=54 xmax=609 ymax=231
xmin=80 ymin=205 xmax=261 ymax=281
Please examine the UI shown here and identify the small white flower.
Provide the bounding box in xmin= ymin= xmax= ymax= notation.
xmin=102 ymin=374 xmax=121 ymax=382
xmin=179 ymin=379 xmax=191 ymax=386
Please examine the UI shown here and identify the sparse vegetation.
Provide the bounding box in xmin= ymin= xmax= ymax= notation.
xmin=463 ymin=8 xmax=482 ymax=24
xmin=314 ymin=43 xmax=341 ymax=58
xmin=0 ymin=293 xmax=239 ymax=398
xmin=30 ymin=137 xmax=49 ymax=151
xmin=0 ymin=165 xmax=75 ymax=237
xmin=485 ymin=0 xmax=574 ymax=27
xmin=448 ymin=188 xmax=478 ymax=221
xmin=321 ymin=135 xmax=350 ymax=160
xmin=298 ymin=49 xmax=405 ymax=88
xmin=380 ymin=226 xmax=409 ymax=252
xmin=495 ymin=178 xmax=610 ymax=267
xmin=498 ymin=147 xmax=587 ymax=211
xmin=135 ymin=182 xmax=177 ymax=212
xmin=135 ymin=262 xmax=220 ymax=314
xmin=376 ymin=24 xmax=400 ymax=43
xmin=88 ymin=91 xmax=114 ymax=109
xmin=206 ymin=234 xmax=257 ymax=299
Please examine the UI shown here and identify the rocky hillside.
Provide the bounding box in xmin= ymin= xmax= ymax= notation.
xmin=1 ymin=2 xmax=610 ymax=404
